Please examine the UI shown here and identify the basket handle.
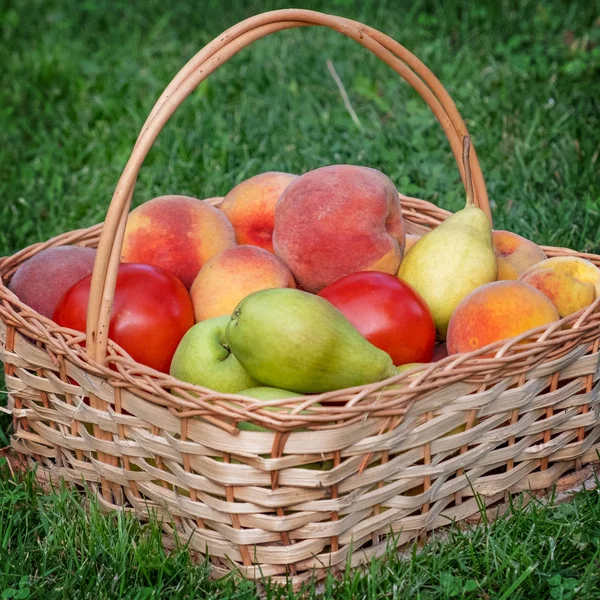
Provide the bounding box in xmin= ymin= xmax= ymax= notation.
xmin=85 ymin=8 xmax=491 ymax=368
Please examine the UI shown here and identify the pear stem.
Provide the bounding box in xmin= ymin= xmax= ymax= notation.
xmin=462 ymin=135 xmax=475 ymax=208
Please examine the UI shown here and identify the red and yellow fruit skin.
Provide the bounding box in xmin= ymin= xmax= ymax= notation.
xmin=273 ymin=165 xmax=406 ymax=293
xmin=190 ymin=245 xmax=296 ymax=322
xmin=492 ymin=230 xmax=547 ymax=280
xmin=121 ymin=195 xmax=236 ymax=289
xmin=219 ymin=172 xmax=298 ymax=253
xmin=447 ymin=280 xmax=560 ymax=356
xmin=518 ymin=256 xmax=600 ymax=318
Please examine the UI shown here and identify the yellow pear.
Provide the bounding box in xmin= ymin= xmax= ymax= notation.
xmin=398 ymin=137 xmax=497 ymax=339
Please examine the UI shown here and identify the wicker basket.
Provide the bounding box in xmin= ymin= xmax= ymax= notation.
xmin=2 ymin=8 xmax=600 ymax=588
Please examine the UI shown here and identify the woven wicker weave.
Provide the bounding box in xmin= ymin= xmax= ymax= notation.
xmin=2 ymin=9 xmax=600 ymax=588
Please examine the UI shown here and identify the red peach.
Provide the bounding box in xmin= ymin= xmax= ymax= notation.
xmin=272 ymin=165 xmax=406 ymax=293
xmin=121 ymin=195 xmax=236 ymax=289
xmin=219 ymin=172 xmax=298 ymax=253
xmin=8 ymin=245 xmax=97 ymax=319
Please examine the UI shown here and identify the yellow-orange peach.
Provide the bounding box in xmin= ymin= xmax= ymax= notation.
xmin=219 ymin=172 xmax=298 ymax=253
xmin=518 ymin=256 xmax=600 ymax=318
xmin=121 ymin=195 xmax=236 ymax=289
xmin=492 ymin=230 xmax=547 ymax=280
xmin=273 ymin=165 xmax=406 ymax=293
xmin=190 ymin=245 xmax=296 ymax=322
xmin=447 ymin=281 xmax=560 ymax=355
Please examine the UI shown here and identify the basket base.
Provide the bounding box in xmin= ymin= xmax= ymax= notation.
xmin=14 ymin=443 xmax=600 ymax=591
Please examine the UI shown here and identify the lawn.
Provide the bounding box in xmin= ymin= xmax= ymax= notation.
xmin=1 ymin=0 xmax=600 ymax=597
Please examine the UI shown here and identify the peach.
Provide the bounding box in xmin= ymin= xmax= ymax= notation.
xmin=492 ymin=230 xmax=547 ymax=280
xmin=190 ymin=245 xmax=296 ymax=322
xmin=518 ymin=256 xmax=600 ymax=318
xmin=219 ymin=172 xmax=298 ymax=253
xmin=447 ymin=281 xmax=560 ymax=355
xmin=8 ymin=245 xmax=97 ymax=319
xmin=272 ymin=165 xmax=406 ymax=293
xmin=121 ymin=195 xmax=236 ymax=289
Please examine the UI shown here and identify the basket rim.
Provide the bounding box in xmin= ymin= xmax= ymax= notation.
xmin=2 ymin=195 xmax=600 ymax=431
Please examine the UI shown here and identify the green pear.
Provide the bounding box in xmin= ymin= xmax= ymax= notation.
xmin=226 ymin=288 xmax=396 ymax=393
xmin=384 ymin=364 xmax=427 ymax=391
xmin=236 ymin=386 xmax=306 ymax=431
xmin=170 ymin=316 xmax=258 ymax=393
xmin=398 ymin=137 xmax=497 ymax=339
xmin=395 ymin=362 xmax=427 ymax=374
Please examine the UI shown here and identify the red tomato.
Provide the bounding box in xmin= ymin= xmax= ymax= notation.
xmin=318 ymin=271 xmax=435 ymax=365
xmin=53 ymin=263 xmax=195 ymax=373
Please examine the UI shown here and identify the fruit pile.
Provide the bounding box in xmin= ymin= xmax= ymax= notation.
xmin=9 ymin=149 xmax=600 ymax=408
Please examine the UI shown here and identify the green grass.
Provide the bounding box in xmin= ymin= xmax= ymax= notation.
xmin=1 ymin=0 xmax=600 ymax=597
xmin=1 ymin=0 xmax=599 ymax=255
xmin=2 ymin=462 xmax=600 ymax=599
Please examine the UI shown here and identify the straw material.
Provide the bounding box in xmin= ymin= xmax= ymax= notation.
xmin=2 ymin=8 xmax=600 ymax=588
